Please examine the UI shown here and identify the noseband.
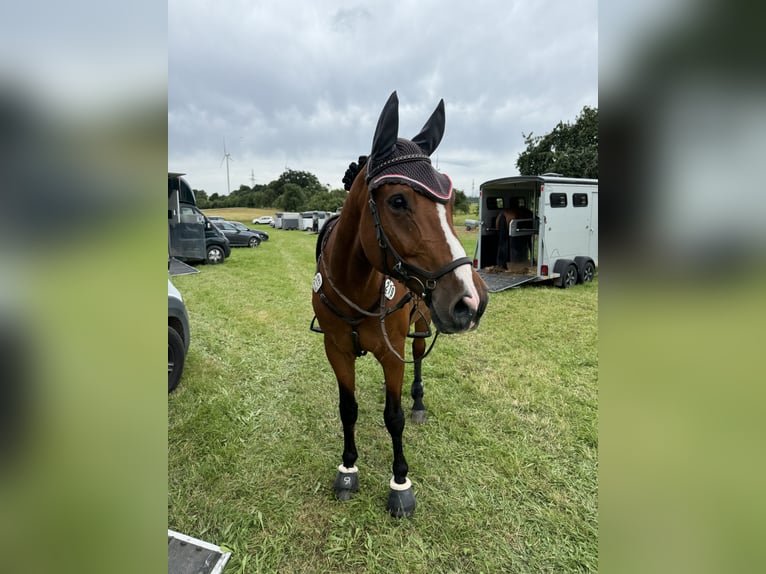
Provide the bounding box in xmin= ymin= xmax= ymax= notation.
xmin=367 ymin=193 xmax=472 ymax=304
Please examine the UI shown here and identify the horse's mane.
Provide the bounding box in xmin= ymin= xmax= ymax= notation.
xmin=342 ymin=155 xmax=368 ymax=191
xmin=315 ymin=212 xmax=341 ymax=261
xmin=314 ymin=156 xmax=370 ymax=261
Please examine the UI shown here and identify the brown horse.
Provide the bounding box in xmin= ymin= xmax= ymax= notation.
xmin=312 ymin=92 xmax=489 ymax=517
xmin=495 ymin=207 xmax=535 ymax=268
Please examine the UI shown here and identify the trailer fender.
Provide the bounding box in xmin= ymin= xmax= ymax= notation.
xmin=553 ymin=258 xmax=577 ymax=288
xmin=574 ymin=256 xmax=596 ymax=284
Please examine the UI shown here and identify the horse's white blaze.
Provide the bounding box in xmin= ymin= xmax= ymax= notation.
xmin=436 ymin=204 xmax=480 ymax=311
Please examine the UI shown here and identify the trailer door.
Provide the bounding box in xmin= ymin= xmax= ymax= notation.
xmin=542 ymin=184 xmax=590 ymax=262
xmin=170 ymin=203 xmax=206 ymax=261
xmin=589 ymin=191 xmax=598 ymax=262
xmin=168 ymin=175 xmax=206 ymax=261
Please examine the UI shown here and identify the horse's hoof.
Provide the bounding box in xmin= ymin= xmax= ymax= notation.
xmin=335 ymin=488 xmax=355 ymax=501
xmin=333 ymin=465 xmax=359 ymax=501
xmin=411 ymin=409 xmax=426 ymax=424
xmin=387 ymin=477 xmax=416 ymax=517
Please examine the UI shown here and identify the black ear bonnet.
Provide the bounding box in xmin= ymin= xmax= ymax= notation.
xmin=365 ymin=91 xmax=453 ymax=203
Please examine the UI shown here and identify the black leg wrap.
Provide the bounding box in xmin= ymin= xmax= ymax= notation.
xmin=387 ymin=477 xmax=416 ymax=518
xmin=333 ymin=466 xmax=359 ymax=501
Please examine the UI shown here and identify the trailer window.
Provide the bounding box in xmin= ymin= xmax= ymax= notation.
xmin=486 ymin=197 xmax=504 ymax=210
xmin=511 ymin=197 xmax=527 ymax=208
xmin=573 ymin=193 xmax=588 ymax=207
xmin=549 ymin=193 xmax=567 ymax=208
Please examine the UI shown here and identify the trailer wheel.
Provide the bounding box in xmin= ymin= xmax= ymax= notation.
xmin=580 ymin=260 xmax=595 ymax=283
xmin=561 ymin=263 xmax=578 ymax=288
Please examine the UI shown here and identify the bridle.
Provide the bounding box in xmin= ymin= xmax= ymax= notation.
xmin=313 ymin=188 xmax=470 ymax=363
xmin=367 ymin=191 xmax=472 ymax=305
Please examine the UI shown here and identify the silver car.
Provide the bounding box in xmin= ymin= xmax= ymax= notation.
xmin=168 ymin=279 xmax=190 ymax=392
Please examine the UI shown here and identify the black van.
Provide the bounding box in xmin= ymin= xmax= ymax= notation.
xmin=180 ymin=203 xmax=231 ymax=264
xmin=169 ymin=173 xmax=230 ymax=264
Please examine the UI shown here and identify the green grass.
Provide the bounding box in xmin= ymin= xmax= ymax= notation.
xmin=169 ymin=226 xmax=598 ymax=573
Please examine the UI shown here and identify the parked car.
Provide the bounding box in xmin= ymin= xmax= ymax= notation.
xmin=253 ymin=215 xmax=274 ymax=225
xmin=228 ymin=221 xmax=269 ymax=241
xmin=168 ymin=279 xmax=190 ymax=392
xmin=213 ymin=221 xmax=262 ymax=247
xmin=207 ymin=215 xmax=225 ymax=221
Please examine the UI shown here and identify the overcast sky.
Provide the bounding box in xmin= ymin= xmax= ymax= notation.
xmin=168 ymin=0 xmax=597 ymax=197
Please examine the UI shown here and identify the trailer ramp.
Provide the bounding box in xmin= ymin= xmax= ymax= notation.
xmin=168 ymin=530 xmax=231 ymax=574
xmin=478 ymin=269 xmax=538 ymax=292
xmin=169 ymin=257 xmax=199 ymax=276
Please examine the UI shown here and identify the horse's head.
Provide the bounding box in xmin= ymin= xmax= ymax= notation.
xmin=356 ymin=91 xmax=488 ymax=334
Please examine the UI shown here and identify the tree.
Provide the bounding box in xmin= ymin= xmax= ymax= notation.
xmin=270 ymin=169 xmax=325 ymax=198
xmin=453 ymin=189 xmax=469 ymax=214
xmin=278 ymin=183 xmax=306 ymax=211
xmin=305 ymin=188 xmax=348 ymax=212
xmin=193 ymin=188 xmax=209 ymax=208
xmin=327 ymin=188 xmax=348 ymax=211
xmin=516 ymin=106 xmax=598 ymax=179
xmin=255 ymin=188 xmax=276 ymax=208
xmin=195 ymin=169 xmax=345 ymax=210
xmin=230 ymin=185 xmax=250 ymax=200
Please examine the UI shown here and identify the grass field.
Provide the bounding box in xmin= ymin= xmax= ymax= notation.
xmin=169 ymin=210 xmax=598 ymax=573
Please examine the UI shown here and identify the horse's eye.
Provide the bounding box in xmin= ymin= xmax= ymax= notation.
xmin=388 ymin=194 xmax=408 ymax=210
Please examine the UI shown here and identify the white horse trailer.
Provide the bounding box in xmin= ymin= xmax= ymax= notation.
xmin=300 ymin=211 xmax=314 ymax=231
xmin=474 ymin=175 xmax=598 ymax=291
xmin=316 ymin=211 xmax=333 ymax=233
xmin=281 ymin=212 xmax=301 ymax=230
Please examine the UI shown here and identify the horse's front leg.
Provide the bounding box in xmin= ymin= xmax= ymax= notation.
xmin=326 ymin=341 xmax=359 ymax=501
xmin=380 ymin=355 xmax=417 ymax=517
xmin=410 ymin=306 xmax=429 ymax=424
xmin=410 ymin=337 xmax=426 ymax=424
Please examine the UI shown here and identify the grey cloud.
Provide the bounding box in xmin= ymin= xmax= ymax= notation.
xmin=169 ymin=0 xmax=597 ymax=194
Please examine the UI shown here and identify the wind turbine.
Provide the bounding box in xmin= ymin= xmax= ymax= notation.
xmin=221 ymin=137 xmax=233 ymax=194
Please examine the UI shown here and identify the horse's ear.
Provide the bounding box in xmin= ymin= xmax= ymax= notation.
xmin=411 ymin=99 xmax=445 ymax=156
xmin=369 ymin=91 xmax=399 ymax=164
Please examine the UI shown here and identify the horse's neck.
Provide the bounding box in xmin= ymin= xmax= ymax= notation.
xmin=326 ymin=196 xmax=382 ymax=300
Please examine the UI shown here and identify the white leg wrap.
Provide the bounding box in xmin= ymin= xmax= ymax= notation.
xmin=389 ymin=476 xmax=412 ymax=491
xmin=338 ymin=465 xmax=359 ymax=474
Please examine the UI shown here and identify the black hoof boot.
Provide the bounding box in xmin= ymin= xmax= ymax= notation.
xmin=333 ymin=465 xmax=359 ymax=501
xmin=411 ymin=409 xmax=426 ymax=424
xmin=387 ymin=477 xmax=416 ymax=517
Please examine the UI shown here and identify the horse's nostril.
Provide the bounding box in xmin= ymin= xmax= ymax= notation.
xmin=453 ymin=298 xmax=473 ymax=323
